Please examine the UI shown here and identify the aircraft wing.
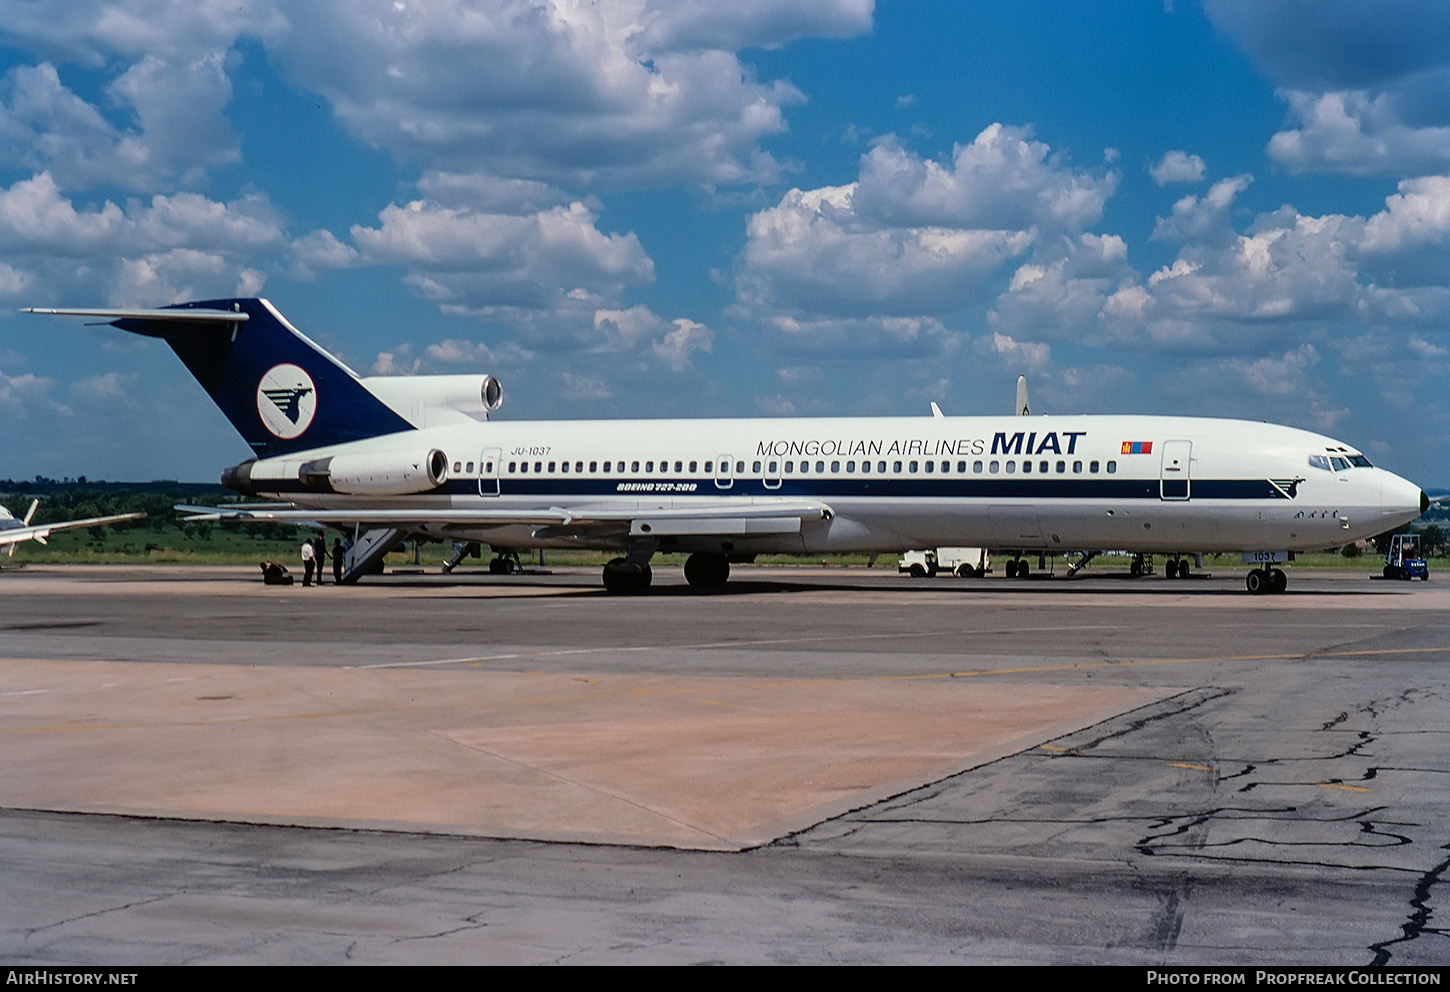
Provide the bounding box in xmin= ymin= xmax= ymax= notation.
xmin=1 ymin=512 xmax=146 ymax=552
xmin=177 ymin=499 xmax=834 ymax=536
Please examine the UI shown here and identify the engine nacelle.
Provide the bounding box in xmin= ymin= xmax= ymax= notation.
xmin=299 ymin=449 xmax=450 ymax=496
xmin=360 ymin=374 xmax=503 ymax=427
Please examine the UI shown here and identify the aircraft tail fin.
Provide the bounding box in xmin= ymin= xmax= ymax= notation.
xmin=25 ymin=299 xmax=412 ymax=457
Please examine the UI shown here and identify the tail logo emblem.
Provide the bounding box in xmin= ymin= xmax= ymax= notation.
xmin=256 ymin=364 xmax=317 ymax=439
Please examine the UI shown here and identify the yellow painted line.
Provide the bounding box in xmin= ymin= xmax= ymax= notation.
xmin=1316 ymin=782 xmax=1372 ymax=793
xmin=1040 ymin=745 xmax=1073 ymax=752
xmin=1168 ymin=762 xmax=1214 ymax=772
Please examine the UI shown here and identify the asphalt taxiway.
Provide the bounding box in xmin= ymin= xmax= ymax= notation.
xmin=1 ymin=563 xmax=1446 ymax=964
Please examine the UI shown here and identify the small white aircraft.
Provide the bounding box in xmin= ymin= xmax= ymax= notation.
xmin=24 ymin=299 xmax=1429 ymax=593
xmin=0 ymin=499 xmax=144 ymax=556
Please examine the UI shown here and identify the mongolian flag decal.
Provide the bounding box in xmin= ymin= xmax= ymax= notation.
xmin=1120 ymin=441 xmax=1153 ymax=455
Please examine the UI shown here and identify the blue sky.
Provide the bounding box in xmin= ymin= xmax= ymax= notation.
xmin=0 ymin=0 xmax=1446 ymax=486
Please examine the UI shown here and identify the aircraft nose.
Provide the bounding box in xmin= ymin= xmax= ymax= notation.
xmin=1379 ymin=471 xmax=1427 ymax=526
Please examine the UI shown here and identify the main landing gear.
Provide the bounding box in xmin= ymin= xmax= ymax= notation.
xmin=683 ymin=552 xmax=730 ymax=589
xmin=602 ymin=551 xmax=733 ymax=594
xmin=1245 ymin=567 xmax=1287 ymax=595
xmin=602 ymin=557 xmax=652 ymax=594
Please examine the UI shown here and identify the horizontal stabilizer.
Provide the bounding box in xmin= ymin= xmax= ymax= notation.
xmin=22 ymin=307 xmax=248 ymax=324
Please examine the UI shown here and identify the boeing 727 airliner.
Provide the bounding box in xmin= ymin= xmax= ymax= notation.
xmin=24 ymin=299 xmax=1429 ymax=593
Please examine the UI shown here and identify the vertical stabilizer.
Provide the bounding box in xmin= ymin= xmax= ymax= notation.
xmin=33 ymin=298 xmax=413 ymax=457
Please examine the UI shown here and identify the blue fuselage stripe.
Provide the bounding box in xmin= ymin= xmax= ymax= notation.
xmin=260 ymin=476 xmax=1292 ymax=501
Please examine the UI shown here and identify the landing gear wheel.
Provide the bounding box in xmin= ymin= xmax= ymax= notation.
xmin=1245 ymin=569 xmax=1266 ymax=595
xmin=684 ymin=553 xmax=730 ymax=588
xmin=602 ymin=558 xmax=652 ymax=595
xmin=1005 ymin=560 xmax=1018 ymax=578
xmin=1015 ymin=560 xmax=1029 ymax=578
xmin=488 ymin=556 xmax=508 ymax=575
xmin=1269 ymin=567 xmax=1287 ymax=593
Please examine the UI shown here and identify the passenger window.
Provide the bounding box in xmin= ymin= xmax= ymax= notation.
xmin=1006 ymin=461 xmax=1016 ymax=474
xmin=1090 ymin=460 xmax=1099 ymax=473
xmin=846 ymin=461 xmax=855 ymax=472
xmin=704 ymin=461 xmax=712 ymax=473
xmin=1039 ymin=460 xmax=1048 ymax=473
xmin=753 ymin=461 xmax=762 ymax=473
xmin=617 ymin=462 xmax=625 ymax=473
xmin=575 ymin=461 xmax=583 ymax=472
xmin=534 ymin=462 xmax=542 ymax=473
xmin=453 ymin=461 xmax=461 ymax=473
xmin=509 ymin=461 xmax=517 ymax=473
xmin=1022 ymin=461 xmax=1032 ymax=474
xmin=591 ymin=461 xmax=598 ymax=472
xmin=769 ymin=461 xmax=779 ymax=473
xmin=957 ymin=461 xmax=967 ymax=473
xmin=860 ymin=461 xmax=869 ymax=474
xmin=561 ymin=462 xmax=569 ymax=473
xmin=831 ymin=460 xmax=840 ymax=473
xmin=990 ymin=461 xmax=999 ymax=473
xmin=736 ymin=461 xmax=745 ymax=473
xmin=924 ymin=461 xmax=933 ymax=473
xmin=894 ymin=461 xmax=902 ymax=473
xmin=675 ymin=461 xmax=683 ymax=473
xmin=816 ymin=461 xmax=825 ymax=473
xmin=520 ymin=462 xmax=528 ymax=474
xmin=1073 ymin=460 xmax=1082 ymax=473
xmin=646 ymin=461 xmax=654 ymax=472
xmin=974 ymin=460 xmax=983 ymax=473
xmin=1056 ymin=461 xmax=1064 ymax=473
xmin=467 ymin=462 xmax=474 ymax=473
xmin=632 ymin=461 xmax=640 ymax=472
xmin=908 ymin=460 xmax=918 ymax=472
xmin=1107 ymin=460 xmax=1117 ymax=473
xmin=548 ymin=461 xmax=556 ymax=473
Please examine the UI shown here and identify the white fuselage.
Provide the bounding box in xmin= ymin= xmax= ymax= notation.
xmin=229 ymin=413 xmax=1427 ymax=557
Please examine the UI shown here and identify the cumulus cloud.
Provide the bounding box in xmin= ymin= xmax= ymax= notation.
xmin=0 ymin=172 xmax=287 ymax=304
xmin=350 ymin=196 xmax=654 ymax=339
xmin=1267 ymin=89 xmax=1450 ymax=176
xmin=976 ymin=331 xmax=1050 ymax=372
xmin=1151 ymin=174 xmax=1253 ymax=245
xmin=1150 ymin=150 xmax=1206 ymax=185
xmin=592 ymin=307 xmax=713 ymax=370
xmin=1204 ymin=0 xmax=1450 ymax=176
xmin=734 ymin=125 xmax=1117 ymax=348
xmin=0 ymin=56 xmax=239 ymax=193
xmin=1100 ymin=172 xmax=1450 ymax=349
xmin=988 ymin=232 xmax=1135 ymax=342
xmin=264 ymin=0 xmax=861 ymax=189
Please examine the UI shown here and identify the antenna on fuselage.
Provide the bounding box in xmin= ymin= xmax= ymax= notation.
xmin=1015 ymin=375 xmax=1030 ymax=416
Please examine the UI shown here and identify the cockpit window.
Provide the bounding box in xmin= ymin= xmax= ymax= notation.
xmin=1350 ymin=455 xmax=1372 ymax=468
xmin=1330 ymin=456 xmax=1350 ymax=471
xmin=1308 ymin=455 xmax=1331 ymax=471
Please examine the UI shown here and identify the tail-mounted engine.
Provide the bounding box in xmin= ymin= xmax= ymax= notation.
xmin=359 ymin=374 xmax=503 ymax=428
